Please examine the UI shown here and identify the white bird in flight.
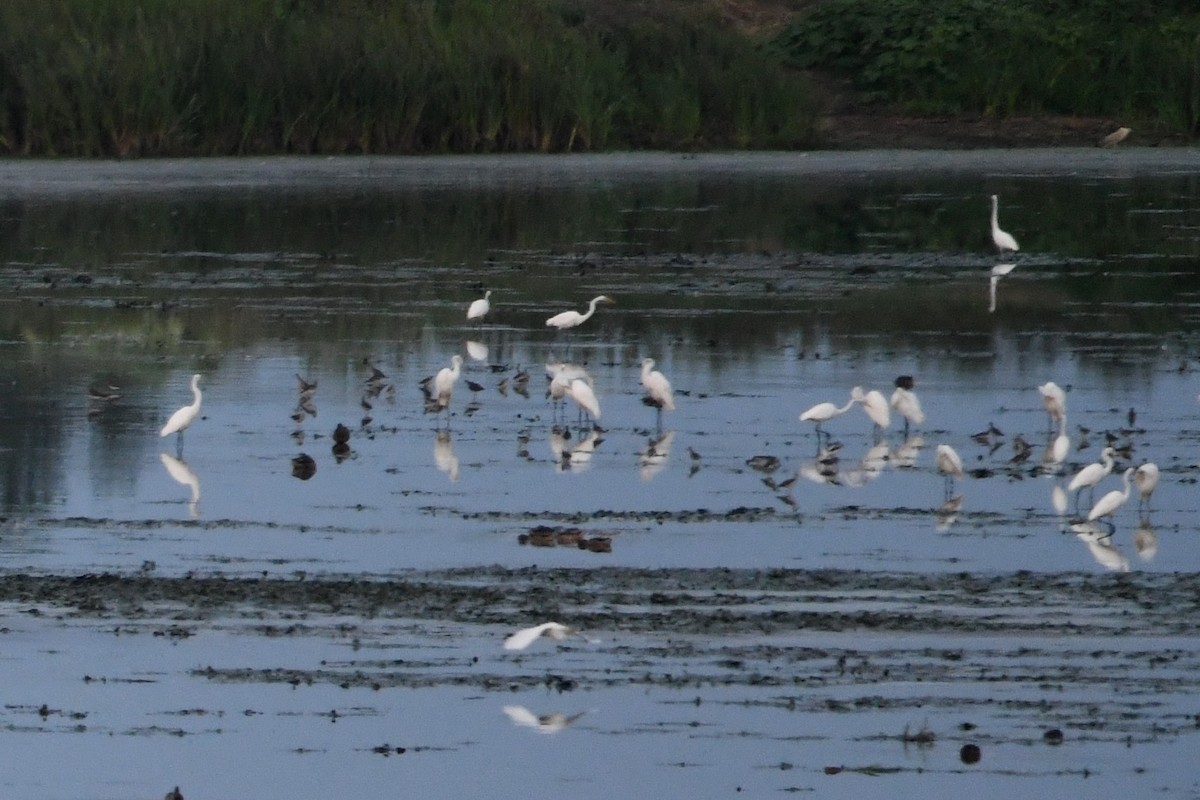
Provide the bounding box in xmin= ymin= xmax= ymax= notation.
xmin=502 ymin=705 xmax=588 ymax=734
xmin=503 ymin=621 xmax=593 ymax=651
xmin=990 ymin=194 xmax=1019 ymax=254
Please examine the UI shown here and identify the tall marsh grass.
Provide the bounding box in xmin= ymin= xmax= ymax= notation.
xmin=0 ymin=0 xmax=817 ymax=156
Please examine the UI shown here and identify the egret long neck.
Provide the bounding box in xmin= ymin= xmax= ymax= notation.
xmin=579 ymin=299 xmax=599 ymax=322
xmin=991 ymin=197 xmax=999 ymax=229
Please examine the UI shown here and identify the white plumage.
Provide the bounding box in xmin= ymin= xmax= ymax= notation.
xmin=434 ymin=355 xmax=463 ymax=409
xmin=990 ymin=194 xmax=1019 ymax=254
xmin=936 ymin=444 xmax=964 ymax=479
xmin=545 ymin=295 xmax=612 ymax=330
xmin=800 ymin=387 xmax=863 ymax=429
xmin=503 ymin=621 xmax=587 ymax=651
xmin=1088 ymin=467 xmax=1135 ymax=522
xmin=466 ymin=290 xmax=491 ymax=321
xmin=1038 ymin=381 xmax=1066 ymax=426
xmin=640 ymin=358 xmax=675 ymax=411
xmin=566 ymin=377 xmax=600 ymax=420
xmin=859 ymin=388 xmax=890 ymax=429
xmin=160 ymin=374 xmax=203 ymax=439
xmin=1067 ymin=446 xmax=1116 ymax=494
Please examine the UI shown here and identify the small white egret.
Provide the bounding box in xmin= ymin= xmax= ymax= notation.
xmin=1133 ymin=462 xmax=1159 ymax=511
xmin=936 ymin=443 xmax=964 ymax=501
xmin=890 ymin=382 xmax=924 ymax=435
xmin=990 ymin=194 xmax=1019 ymax=254
xmin=503 ymin=621 xmax=592 ymax=651
xmin=466 ymin=290 xmax=491 ymax=322
xmin=1087 ymin=467 xmax=1135 ymax=524
xmin=800 ymin=387 xmax=863 ymax=435
xmin=160 ymin=374 xmax=202 ymax=454
xmin=859 ymin=388 xmax=890 ymax=431
xmin=566 ymin=377 xmax=600 ymax=424
xmin=1067 ymin=446 xmax=1116 ymax=509
xmin=640 ymin=358 xmax=675 ymax=430
xmin=1037 ymin=381 xmax=1066 ymax=428
xmin=432 ymin=355 xmax=463 ymax=423
xmin=545 ymin=295 xmax=613 ymax=330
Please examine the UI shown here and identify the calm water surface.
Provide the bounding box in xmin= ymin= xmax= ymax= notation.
xmin=0 ymin=152 xmax=1199 ymax=799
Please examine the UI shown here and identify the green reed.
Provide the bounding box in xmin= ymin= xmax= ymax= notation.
xmin=0 ymin=0 xmax=816 ymax=156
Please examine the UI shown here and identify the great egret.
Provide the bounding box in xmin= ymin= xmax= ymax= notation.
xmin=160 ymin=374 xmax=202 ymax=454
xmin=1133 ymin=462 xmax=1159 ymax=511
xmin=1087 ymin=467 xmax=1135 ymax=524
xmin=503 ymin=621 xmax=592 ymax=651
xmin=467 ymin=290 xmax=491 ymax=324
xmin=1067 ymin=446 xmax=1116 ymax=509
xmin=990 ymin=194 xmax=1019 ymax=254
xmin=890 ymin=379 xmax=924 ymax=435
xmin=1100 ymin=126 xmax=1131 ymax=148
xmin=640 ymin=358 xmax=675 ymax=429
xmin=1038 ymin=382 xmax=1066 ymax=428
xmin=800 ymin=387 xmax=863 ymax=435
xmin=545 ymin=295 xmax=613 ymax=330
xmin=859 ymin=388 xmax=890 ymax=431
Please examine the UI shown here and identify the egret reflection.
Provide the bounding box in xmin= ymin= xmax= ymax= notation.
xmin=935 ymin=494 xmax=963 ymax=532
xmin=841 ymin=441 xmax=889 ymax=488
xmin=638 ymin=430 xmax=674 ymax=481
xmin=502 ymin=705 xmax=588 ymax=734
xmin=160 ymin=453 xmax=201 ymax=518
xmin=1071 ymin=521 xmax=1130 ymax=572
xmin=434 ymin=429 xmax=459 ymax=482
xmin=891 ymin=435 xmax=924 ymax=469
xmin=465 ymin=339 xmax=489 ymax=362
xmin=1134 ymin=518 xmax=1158 ymax=561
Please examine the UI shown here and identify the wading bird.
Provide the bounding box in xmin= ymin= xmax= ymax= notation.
xmin=1087 ymin=467 xmax=1135 ymax=525
xmin=990 ymin=194 xmax=1019 ymax=254
xmin=1066 ymin=446 xmax=1116 ymax=510
xmin=565 ymin=377 xmax=600 ymax=425
xmin=160 ymin=374 xmax=202 ymax=455
xmin=467 ymin=290 xmax=491 ymax=323
xmin=640 ymin=358 xmax=675 ymax=429
xmin=936 ymin=443 xmax=963 ymax=500
xmin=545 ymin=295 xmax=612 ymax=330
xmin=1133 ymin=462 xmax=1159 ymax=512
xmin=890 ymin=377 xmax=925 ymax=435
xmin=859 ymin=388 xmax=890 ymax=432
xmin=432 ymin=355 xmax=463 ymax=425
xmin=1038 ymin=381 xmax=1066 ymax=429
xmin=800 ymin=387 xmax=864 ymax=437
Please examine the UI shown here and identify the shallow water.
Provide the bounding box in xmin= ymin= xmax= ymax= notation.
xmin=1 ymin=152 xmax=1199 ymax=799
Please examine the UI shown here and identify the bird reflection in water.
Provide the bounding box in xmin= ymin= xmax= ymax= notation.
xmin=935 ymin=494 xmax=963 ymax=532
xmin=988 ymin=263 xmax=1015 ymax=313
xmin=1133 ymin=518 xmax=1158 ymax=562
xmin=160 ymin=453 xmax=201 ymax=518
xmin=638 ymin=430 xmax=674 ymax=481
xmin=890 ymin=435 xmax=924 ymax=469
xmin=502 ymin=705 xmax=589 ymax=735
xmin=465 ymin=339 xmax=489 ymax=362
xmin=434 ymin=429 xmax=459 ymax=482
xmin=1071 ymin=521 xmax=1130 ymax=572
xmin=840 ymin=441 xmax=890 ymax=488
xmin=291 ymin=453 xmax=316 ymax=480
xmin=332 ymin=422 xmax=352 ymax=462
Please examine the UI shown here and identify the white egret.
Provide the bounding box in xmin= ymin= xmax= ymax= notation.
xmin=1087 ymin=467 xmax=1135 ymax=524
xmin=1037 ymin=381 xmax=1066 ymax=428
xmin=545 ymin=295 xmax=613 ymax=330
xmin=990 ymin=194 xmax=1019 ymax=254
xmin=160 ymin=374 xmax=202 ymax=454
xmin=466 ymin=290 xmax=491 ymax=322
xmin=432 ymin=355 xmax=463 ymax=423
xmin=566 ymin=377 xmax=600 ymax=424
xmin=1099 ymin=126 xmax=1131 ymax=148
xmin=859 ymin=388 xmax=890 ymax=431
xmin=503 ymin=621 xmax=592 ymax=651
xmin=936 ymin=443 xmax=963 ymax=500
xmin=890 ymin=377 xmax=924 ymax=435
xmin=800 ymin=387 xmax=863 ymax=435
xmin=1133 ymin=462 xmax=1159 ymax=511
xmin=1066 ymin=446 xmax=1115 ymax=509
xmin=640 ymin=358 xmax=675 ymax=430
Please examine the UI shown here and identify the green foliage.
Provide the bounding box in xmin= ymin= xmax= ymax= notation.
xmin=0 ymin=0 xmax=818 ymax=156
xmin=777 ymin=0 xmax=1200 ymax=132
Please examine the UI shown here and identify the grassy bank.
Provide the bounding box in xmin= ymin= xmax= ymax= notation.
xmin=776 ymin=0 xmax=1200 ymax=134
xmin=0 ymin=0 xmax=817 ymax=157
